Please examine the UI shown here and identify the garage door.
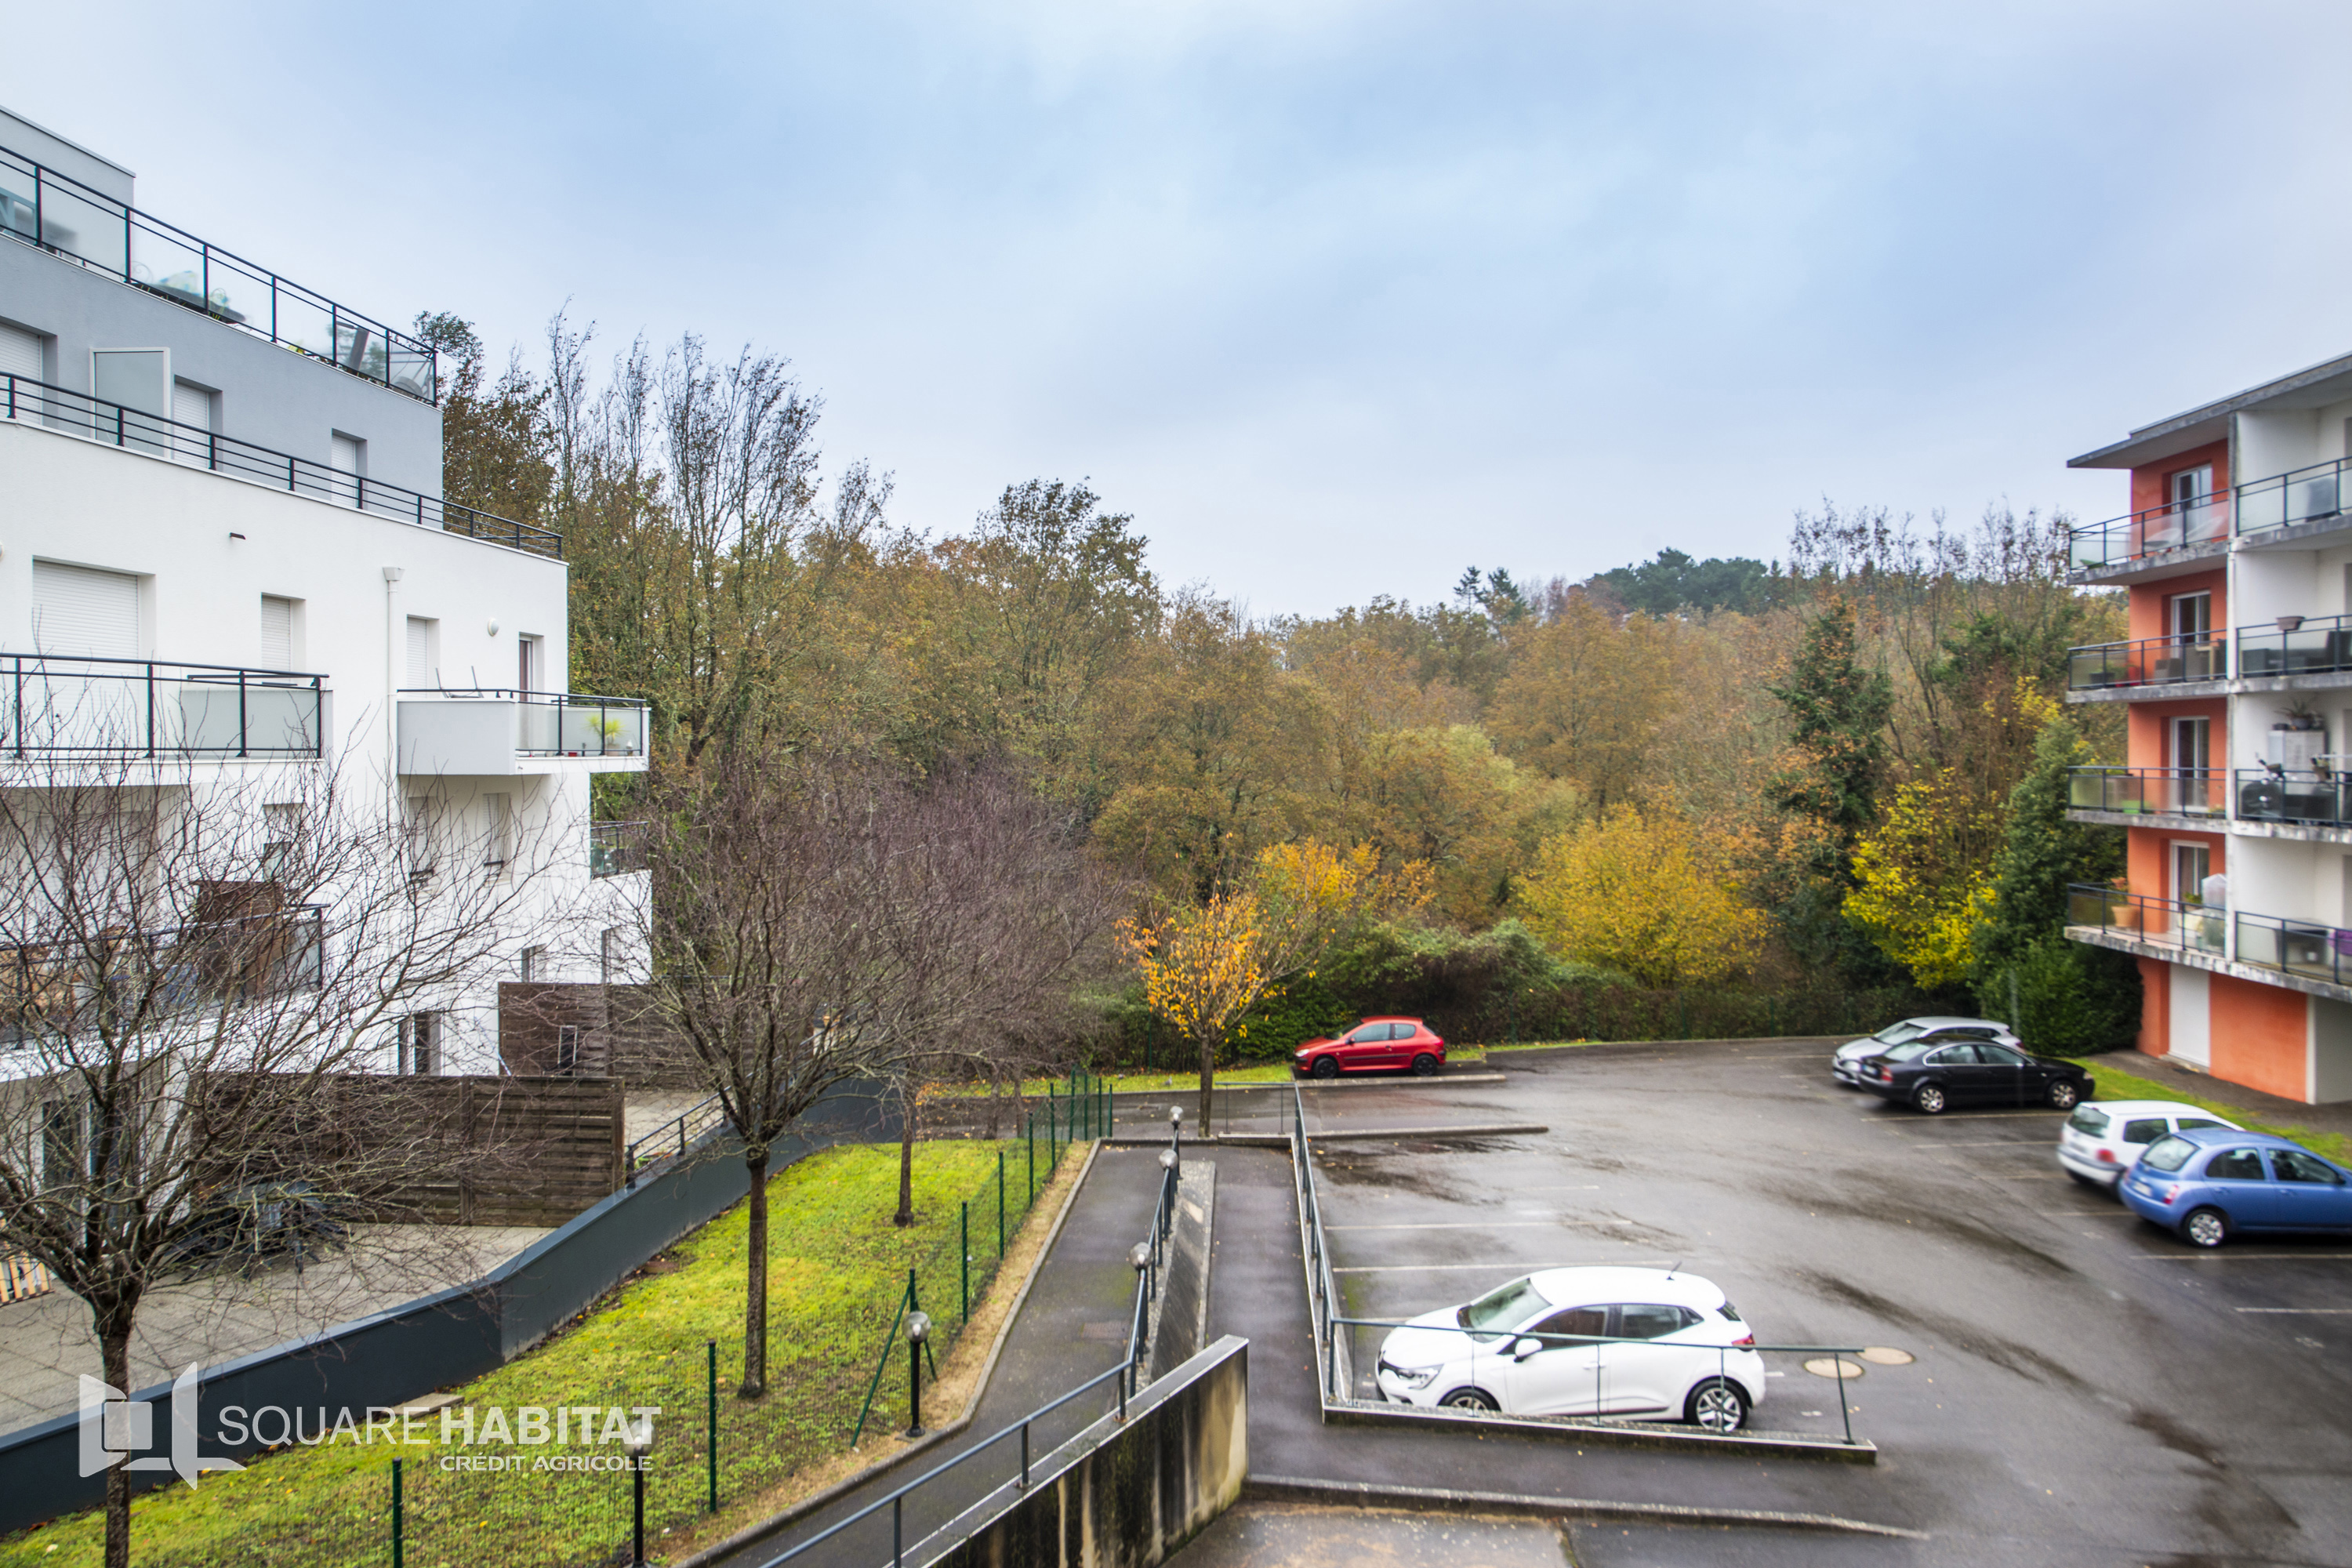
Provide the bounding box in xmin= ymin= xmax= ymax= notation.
xmin=32 ymin=561 xmax=140 ymax=659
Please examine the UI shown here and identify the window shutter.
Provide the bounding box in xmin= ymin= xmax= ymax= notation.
xmin=406 ymin=617 xmax=430 ymax=686
xmin=260 ymin=596 xmax=293 ymax=668
xmin=171 ymin=380 xmax=214 ymax=430
xmin=0 ymin=322 xmax=39 ymax=382
xmin=31 ymin=561 xmax=140 ymax=659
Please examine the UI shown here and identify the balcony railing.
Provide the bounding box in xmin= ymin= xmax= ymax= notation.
xmin=2233 ymin=769 xmax=2352 ymax=828
xmin=2068 ymin=884 xmax=2226 ymax=956
xmin=2238 ymin=612 xmax=2352 ymax=678
xmin=2 ymin=372 xmax=560 ymax=559
xmin=0 ymin=141 xmax=436 ymax=402
xmin=1 ymin=902 xmax=325 ymax=1045
xmin=2067 ymin=494 xmax=2232 ymax=571
xmin=2066 ymin=634 xmax=2227 ymax=691
xmin=2237 ymin=909 xmax=2352 ymax=988
xmin=1 ymin=655 xmax=321 ymax=760
xmin=397 ymin=690 xmax=647 ymax=775
xmin=2067 ymin=766 xmax=2226 ymax=818
xmin=590 ymin=821 xmax=648 ymax=878
xmin=2238 ymin=456 xmax=2352 ymax=539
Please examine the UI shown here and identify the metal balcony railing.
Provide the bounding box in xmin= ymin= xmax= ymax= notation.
xmin=1 ymin=655 xmax=322 ymax=760
xmin=2238 ymin=612 xmax=2352 ymax=679
xmin=0 ymin=141 xmax=437 ymax=402
xmin=2238 ymin=456 xmax=2352 ymax=539
xmin=2067 ymin=884 xmax=2226 ymax=956
xmin=397 ymin=689 xmax=647 ymax=758
xmin=1 ymin=902 xmax=326 ymax=1045
xmin=2233 ymin=769 xmax=2352 ymax=828
xmin=2 ymin=372 xmax=558 ymax=558
xmin=589 ymin=821 xmax=648 ymax=878
xmin=2065 ymin=634 xmax=2227 ymax=691
xmin=2068 ymin=494 xmax=2232 ymax=571
xmin=2067 ymin=766 xmax=2227 ymax=818
xmin=2237 ymin=909 xmax=2352 ymax=987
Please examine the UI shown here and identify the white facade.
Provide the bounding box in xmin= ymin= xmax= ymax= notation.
xmin=0 ymin=105 xmax=645 ymax=1076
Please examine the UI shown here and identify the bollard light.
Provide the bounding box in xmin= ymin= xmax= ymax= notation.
xmin=1160 ymin=1148 xmax=1177 ymax=1171
xmin=626 ymin=1416 xmax=652 ymax=1566
xmin=1129 ymin=1241 xmax=1152 ymax=1273
xmin=905 ymin=1312 xmax=933 ymax=1437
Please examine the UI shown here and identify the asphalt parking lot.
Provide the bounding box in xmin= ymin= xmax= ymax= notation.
xmin=1269 ymin=1040 xmax=2352 ymax=1567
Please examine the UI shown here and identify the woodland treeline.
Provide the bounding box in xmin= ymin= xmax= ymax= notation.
xmin=420 ymin=310 xmax=2140 ymax=1055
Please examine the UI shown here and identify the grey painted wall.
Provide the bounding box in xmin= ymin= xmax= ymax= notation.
xmin=0 ymin=107 xmax=132 ymax=205
xmin=0 ymin=241 xmax=442 ymax=495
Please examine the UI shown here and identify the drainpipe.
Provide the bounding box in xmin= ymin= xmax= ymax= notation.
xmin=383 ymin=567 xmax=404 ymax=809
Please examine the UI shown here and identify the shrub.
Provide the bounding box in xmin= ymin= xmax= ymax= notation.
xmin=1974 ymin=935 xmax=2140 ymax=1057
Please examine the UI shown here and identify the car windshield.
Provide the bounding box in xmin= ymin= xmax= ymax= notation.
xmin=1456 ymin=1276 xmax=1548 ymax=1341
xmin=2067 ymin=1106 xmax=2111 ymax=1135
xmin=2141 ymin=1134 xmax=2198 ymax=1173
xmin=1871 ymin=1022 xmax=1928 ymax=1044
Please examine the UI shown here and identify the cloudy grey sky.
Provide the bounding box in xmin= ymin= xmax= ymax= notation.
xmin=13 ymin=2 xmax=2352 ymax=614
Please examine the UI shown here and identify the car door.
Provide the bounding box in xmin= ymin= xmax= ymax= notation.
xmin=2269 ymin=1149 xmax=2352 ymax=1230
xmin=1973 ymin=1042 xmax=2032 ymax=1105
xmin=1504 ymin=1305 xmax=1606 ymax=1415
xmin=1374 ymin=1022 xmax=1411 ymax=1069
xmin=2201 ymin=1146 xmax=2282 ymax=1228
xmin=1922 ymin=1043 xmax=1984 ymax=1104
xmin=1334 ymin=1025 xmax=1378 ymax=1070
xmin=1599 ymin=1304 xmax=1694 ymax=1415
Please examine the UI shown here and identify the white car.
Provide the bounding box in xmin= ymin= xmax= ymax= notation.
xmin=1833 ymin=1017 xmax=2020 ymax=1087
xmin=2059 ymin=1099 xmax=2242 ymax=1189
xmin=1374 ymin=1266 xmax=1762 ymax=1431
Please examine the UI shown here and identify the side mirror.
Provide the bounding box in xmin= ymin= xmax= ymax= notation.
xmin=1512 ymin=1337 xmax=1543 ymax=1360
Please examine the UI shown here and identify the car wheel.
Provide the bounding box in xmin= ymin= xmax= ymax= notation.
xmin=1686 ymin=1377 xmax=1749 ymax=1432
xmin=1311 ymin=1056 xmax=1340 ymax=1080
xmin=1440 ymin=1388 xmax=1498 ymax=1412
xmin=1411 ymin=1053 xmax=1438 ymax=1077
xmin=2183 ymin=1207 xmax=2229 ymax=1250
xmin=1912 ymin=1082 xmax=1948 ymax=1116
xmin=2046 ymin=1079 xmax=2081 ymax=1111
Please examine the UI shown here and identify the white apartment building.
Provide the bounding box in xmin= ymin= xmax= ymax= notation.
xmin=0 ymin=104 xmax=646 ymax=1075
xmin=2064 ymin=349 xmax=2352 ymax=1105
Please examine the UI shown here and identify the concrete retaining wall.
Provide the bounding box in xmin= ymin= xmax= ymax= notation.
xmin=916 ymin=1336 xmax=1248 ymax=1568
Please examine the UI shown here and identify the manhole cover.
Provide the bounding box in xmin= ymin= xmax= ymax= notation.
xmin=1802 ymin=1357 xmax=1864 ymax=1380
xmin=1859 ymin=1346 xmax=1915 ymax=1366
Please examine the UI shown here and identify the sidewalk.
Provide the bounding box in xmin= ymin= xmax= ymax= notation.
xmin=710 ymin=1144 xmax=1169 ymax=1568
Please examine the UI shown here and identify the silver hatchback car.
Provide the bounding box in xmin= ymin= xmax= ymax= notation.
xmin=1833 ymin=1016 xmax=2021 ymax=1087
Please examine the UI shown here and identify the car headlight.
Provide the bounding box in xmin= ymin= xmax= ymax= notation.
xmin=1381 ymin=1363 xmax=1436 ymax=1389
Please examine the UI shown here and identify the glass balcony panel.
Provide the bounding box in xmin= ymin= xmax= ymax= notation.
xmin=129 ymin=223 xmax=209 ymax=312
xmin=516 ymin=701 xmax=561 ymax=754
xmin=0 ymin=659 xmax=321 ymax=758
xmin=2289 ymin=472 xmax=2346 ymax=527
xmin=35 ymin=176 xmax=125 ymax=275
xmin=202 ymin=250 xmax=269 ymax=331
xmin=274 ymin=290 xmax=335 ymax=360
xmin=0 ymin=151 xmax=37 ymax=241
xmin=559 ymin=702 xmax=644 ymax=756
xmin=2239 ymin=482 xmax=2286 ymax=533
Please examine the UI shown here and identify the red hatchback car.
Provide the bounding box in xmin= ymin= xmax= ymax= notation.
xmin=1292 ymin=1018 xmax=1447 ymax=1079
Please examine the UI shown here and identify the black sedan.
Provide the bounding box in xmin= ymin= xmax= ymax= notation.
xmin=1853 ymin=1038 xmax=2093 ymax=1115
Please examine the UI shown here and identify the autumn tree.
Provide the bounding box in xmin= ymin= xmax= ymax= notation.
xmin=1515 ymin=807 xmax=1765 ymax=988
xmin=1122 ymin=841 xmax=1428 ymax=1125
xmin=1488 ymin=597 xmax=1682 ymax=808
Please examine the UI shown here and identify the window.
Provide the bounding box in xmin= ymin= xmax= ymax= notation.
xmin=261 ymin=803 xmax=299 ymax=880
xmin=519 ymin=946 xmax=543 ymax=982
xmin=41 ymin=1101 xmax=82 ymax=1189
xmin=1927 ymin=1045 xmax=1980 ymax=1065
xmin=1616 ymin=1305 xmax=1689 ymax=1341
xmin=405 ymin=794 xmax=439 ymax=879
xmin=483 ymin=793 xmax=512 ymax=871
xmin=2142 ymin=1135 xmax=2197 ymax=1172
xmin=601 ymin=927 xmax=621 ymax=985
xmin=2068 ymin=1106 xmax=2111 ymax=1135
xmin=171 ymin=380 xmax=216 ymax=464
xmin=260 ymin=596 xmax=296 ymax=670
xmin=400 ymin=1014 xmax=438 ymax=1075
xmin=1457 ymin=1276 xmax=1548 ymax=1340
xmin=32 ymin=561 xmax=140 ymax=658
xmin=2171 ymin=465 xmax=2214 ymax=507
xmin=330 ymin=432 xmax=365 ymax=507
xmin=405 ymin=616 xmax=437 ymax=687
xmin=2167 ymin=591 xmax=2211 ymax=642
xmin=2175 ymin=1118 xmax=2229 ymax=1133
xmin=2205 ymin=1149 xmax=2267 ymax=1181
xmin=2172 ymin=842 xmax=2212 ymax=905
xmin=517 ymin=634 xmax=541 ymax=695
xmin=2122 ymin=1118 xmax=2168 ymax=1146
xmin=2169 ymin=720 xmax=2210 ymax=776
xmin=0 ymin=320 xmax=42 ymax=383
xmin=555 ymin=1025 xmax=581 ymax=1074
xmin=1978 ymin=1044 xmax=2027 ymax=1067
xmin=2272 ymin=1149 xmax=2345 ymax=1185
xmin=1530 ymin=1306 xmax=1608 ymax=1342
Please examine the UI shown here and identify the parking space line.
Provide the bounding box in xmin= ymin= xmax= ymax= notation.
xmin=2134 ymin=1253 xmax=2352 ymax=1261
xmin=1332 ymin=1260 xmax=1680 ymax=1274
xmin=1884 ymin=1140 xmax=2053 ymax=1149
xmin=1325 ymin=1221 xmax=1566 ymax=1231
xmin=1867 ymin=1112 xmax=2063 ymax=1121
xmin=2235 ymin=1307 xmax=2352 ymax=1313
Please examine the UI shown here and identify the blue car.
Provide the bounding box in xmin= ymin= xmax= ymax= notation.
xmin=2118 ymin=1127 xmax=2352 ymax=1248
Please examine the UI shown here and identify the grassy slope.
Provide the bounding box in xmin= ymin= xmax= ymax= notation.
xmin=2 ymin=1140 xmax=1062 ymax=1568
xmin=2089 ymin=1062 xmax=2351 ymax=1164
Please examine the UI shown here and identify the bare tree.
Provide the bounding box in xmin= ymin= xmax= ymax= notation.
xmin=0 ymin=739 xmax=561 ymax=1568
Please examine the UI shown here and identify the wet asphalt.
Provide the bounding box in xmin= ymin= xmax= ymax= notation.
xmin=1213 ymin=1040 xmax=2352 ymax=1568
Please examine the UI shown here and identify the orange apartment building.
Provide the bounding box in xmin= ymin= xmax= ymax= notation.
xmin=2066 ymin=350 xmax=2352 ymax=1104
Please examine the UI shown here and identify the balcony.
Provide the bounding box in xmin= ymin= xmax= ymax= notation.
xmin=2237 ymin=613 xmax=2352 ymax=684
xmin=2067 ymin=884 xmax=2224 ymax=957
xmin=2065 ymin=635 xmax=2227 ymax=695
xmin=2238 ymin=456 xmax=2352 ymax=543
xmin=0 ymin=655 xmax=321 ymax=760
xmin=397 ymin=691 xmax=648 ymax=777
xmin=2067 ymin=767 xmax=2226 ymax=822
xmin=2 ymin=371 xmax=559 ymax=558
xmin=0 ymin=141 xmax=436 ymax=402
xmin=589 ymin=821 xmax=648 ymax=879
xmin=2238 ymin=910 xmax=2352 ymax=989
xmin=2067 ymin=495 xmax=2231 ymax=575
xmin=2 ymin=901 xmax=325 ymax=1047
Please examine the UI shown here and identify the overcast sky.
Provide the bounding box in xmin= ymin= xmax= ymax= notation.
xmin=13 ymin=2 xmax=2352 ymax=615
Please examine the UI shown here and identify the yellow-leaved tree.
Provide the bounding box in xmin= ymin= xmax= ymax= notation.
xmin=1515 ymin=806 xmax=1764 ymax=987
xmin=1121 ymin=840 xmax=1429 ymax=1125
xmin=1843 ymin=768 xmax=2004 ymax=989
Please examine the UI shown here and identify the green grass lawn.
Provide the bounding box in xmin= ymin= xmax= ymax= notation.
xmin=2088 ymin=1062 xmax=2351 ymax=1164
xmin=1 ymin=1139 xmax=1067 ymax=1568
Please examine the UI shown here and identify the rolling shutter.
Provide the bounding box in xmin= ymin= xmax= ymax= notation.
xmin=260 ymin=596 xmax=293 ymax=669
xmin=172 ymin=379 xmax=214 ymax=430
xmin=406 ymin=616 xmax=430 ymax=686
xmin=32 ymin=561 xmax=140 ymax=659
xmin=0 ymin=322 xmax=39 ymax=382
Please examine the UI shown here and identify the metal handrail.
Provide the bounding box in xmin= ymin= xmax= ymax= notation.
xmin=2065 ymin=765 xmax=2226 ymax=818
xmin=2233 ymin=768 xmax=2352 ymax=828
xmin=2067 ymin=883 xmax=2224 ymax=956
xmin=2236 ymin=909 xmax=2352 ymax=988
xmin=2068 ymin=494 xmax=2232 ymax=569
xmin=2238 ymin=612 xmax=2352 ymax=677
xmin=0 ymin=371 xmax=556 ymax=557
xmin=0 ymin=140 xmax=437 ymax=402
xmin=2064 ymin=633 xmax=2227 ymax=690
xmin=622 ymin=1094 xmax=727 ymax=1188
xmin=2239 ymin=456 xmax=2352 ymax=539
xmin=395 ymin=687 xmax=646 ymax=758
xmin=589 ymin=821 xmax=648 ymax=879
xmin=0 ymin=652 xmax=324 ymax=760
